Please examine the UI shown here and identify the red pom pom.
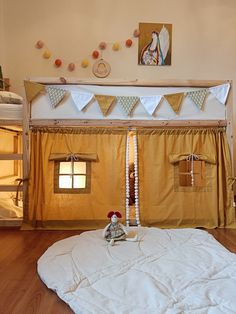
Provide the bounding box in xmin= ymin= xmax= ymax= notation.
xmin=115 ymin=211 xmax=122 ymax=218
xmin=107 ymin=211 xmax=115 ymax=218
xmin=54 ymin=59 xmax=62 ymax=67
xmin=92 ymin=50 xmax=99 ymax=59
xmin=125 ymin=39 xmax=133 ymax=48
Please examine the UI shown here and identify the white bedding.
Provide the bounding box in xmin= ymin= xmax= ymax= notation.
xmin=38 ymin=227 xmax=236 ymax=314
xmin=0 ymin=103 xmax=23 ymax=119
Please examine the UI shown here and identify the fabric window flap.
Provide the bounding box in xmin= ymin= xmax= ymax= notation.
xmin=169 ymin=153 xmax=216 ymax=164
xmin=49 ymin=153 xmax=98 ymax=161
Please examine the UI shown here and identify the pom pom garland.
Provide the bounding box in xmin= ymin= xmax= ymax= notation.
xmin=35 ymin=27 xmax=140 ymax=71
xmin=54 ymin=59 xmax=62 ymax=67
xmin=125 ymin=39 xmax=133 ymax=47
xmin=99 ymin=41 xmax=107 ymax=50
xmin=43 ymin=50 xmax=51 ymax=59
xmin=125 ymin=135 xmax=130 ymax=227
xmin=92 ymin=50 xmax=99 ymax=59
xmin=35 ymin=40 xmax=44 ymax=49
xmin=68 ymin=63 xmax=75 ymax=71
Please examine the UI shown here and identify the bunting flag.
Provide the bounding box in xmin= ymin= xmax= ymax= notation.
xmin=209 ymin=83 xmax=230 ymax=105
xmin=186 ymin=89 xmax=208 ymax=110
xmin=139 ymin=95 xmax=162 ymax=115
xmin=24 ymin=80 xmax=45 ymax=102
xmin=45 ymin=86 xmax=67 ymax=108
xmin=164 ymin=93 xmax=184 ymax=114
xmin=117 ymin=96 xmax=139 ymax=116
xmin=95 ymin=95 xmax=116 ymax=116
xmin=71 ymin=91 xmax=94 ymax=111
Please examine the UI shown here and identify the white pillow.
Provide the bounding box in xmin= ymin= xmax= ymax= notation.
xmin=0 ymin=91 xmax=23 ymax=104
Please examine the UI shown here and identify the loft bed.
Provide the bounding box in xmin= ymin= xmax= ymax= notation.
xmin=23 ymin=78 xmax=235 ymax=230
xmin=0 ymin=80 xmax=24 ymax=227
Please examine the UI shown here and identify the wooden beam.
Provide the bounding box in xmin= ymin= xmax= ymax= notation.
xmin=0 ymin=185 xmax=23 ymax=192
xmin=0 ymin=154 xmax=23 ymax=160
xmin=29 ymin=78 xmax=229 ymax=88
xmin=0 ymin=120 xmax=22 ymax=126
xmin=30 ymin=119 xmax=227 ymax=128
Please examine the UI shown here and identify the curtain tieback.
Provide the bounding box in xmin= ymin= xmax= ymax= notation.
xmin=66 ymin=153 xmax=78 ymax=162
xmin=186 ymin=154 xmax=200 ymax=186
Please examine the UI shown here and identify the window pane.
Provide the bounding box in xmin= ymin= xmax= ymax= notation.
xmin=73 ymin=175 xmax=86 ymax=188
xmin=74 ymin=162 xmax=86 ymax=174
xmin=59 ymin=162 xmax=72 ymax=174
xmin=59 ymin=175 xmax=72 ymax=188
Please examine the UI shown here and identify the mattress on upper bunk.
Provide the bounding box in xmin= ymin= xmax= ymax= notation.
xmin=0 ymin=103 xmax=23 ymax=120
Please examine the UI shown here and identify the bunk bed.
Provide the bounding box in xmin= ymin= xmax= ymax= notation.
xmin=0 ymin=80 xmax=24 ymax=226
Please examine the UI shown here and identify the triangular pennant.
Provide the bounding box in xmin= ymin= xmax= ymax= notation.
xmin=45 ymin=86 xmax=67 ymax=108
xmin=139 ymin=95 xmax=162 ymax=115
xmin=186 ymin=89 xmax=208 ymax=110
xmin=164 ymin=93 xmax=184 ymax=114
xmin=209 ymin=83 xmax=230 ymax=105
xmin=117 ymin=96 xmax=139 ymax=116
xmin=24 ymin=80 xmax=45 ymax=102
xmin=95 ymin=95 xmax=115 ymax=116
xmin=71 ymin=91 xmax=94 ymax=111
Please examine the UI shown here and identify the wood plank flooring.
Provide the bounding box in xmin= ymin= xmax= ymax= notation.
xmin=0 ymin=228 xmax=236 ymax=314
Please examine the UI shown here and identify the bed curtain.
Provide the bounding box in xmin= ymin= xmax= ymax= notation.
xmin=27 ymin=127 xmax=126 ymax=229
xmin=137 ymin=127 xmax=236 ymax=228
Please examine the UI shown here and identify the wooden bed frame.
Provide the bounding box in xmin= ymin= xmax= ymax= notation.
xmin=1 ymin=79 xmax=234 ymax=227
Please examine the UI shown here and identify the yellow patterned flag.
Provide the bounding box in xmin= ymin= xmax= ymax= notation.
xmin=24 ymin=80 xmax=45 ymax=102
xmin=164 ymin=93 xmax=184 ymax=114
xmin=95 ymin=95 xmax=116 ymax=116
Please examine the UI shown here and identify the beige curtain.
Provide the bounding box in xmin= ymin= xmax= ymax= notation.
xmin=27 ymin=127 xmax=126 ymax=229
xmin=137 ymin=128 xmax=235 ymax=228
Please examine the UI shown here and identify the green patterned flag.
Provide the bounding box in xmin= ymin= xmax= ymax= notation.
xmin=186 ymin=89 xmax=208 ymax=110
xmin=164 ymin=93 xmax=184 ymax=114
xmin=117 ymin=96 xmax=139 ymax=116
xmin=46 ymin=86 xmax=67 ymax=108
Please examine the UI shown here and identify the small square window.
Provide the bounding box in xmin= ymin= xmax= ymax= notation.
xmin=179 ymin=160 xmax=205 ymax=187
xmin=54 ymin=161 xmax=91 ymax=194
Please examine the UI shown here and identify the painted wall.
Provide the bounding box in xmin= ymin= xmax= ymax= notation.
xmin=1 ymin=0 xmax=236 ymax=166
xmin=0 ymin=0 xmax=5 ymax=75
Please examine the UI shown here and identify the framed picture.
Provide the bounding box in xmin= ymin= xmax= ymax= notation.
xmin=138 ymin=22 xmax=172 ymax=66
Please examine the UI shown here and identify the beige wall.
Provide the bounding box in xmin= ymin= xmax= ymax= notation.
xmin=2 ymin=0 xmax=236 ymax=92
xmin=0 ymin=0 xmax=5 ymax=72
xmin=1 ymin=0 xmax=236 ymax=167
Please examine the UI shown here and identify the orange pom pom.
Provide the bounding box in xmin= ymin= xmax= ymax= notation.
xmin=54 ymin=59 xmax=62 ymax=67
xmin=112 ymin=42 xmax=120 ymax=51
xmin=125 ymin=39 xmax=133 ymax=47
xmin=42 ymin=50 xmax=51 ymax=59
xmin=92 ymin=50 xmax=99 ymax=59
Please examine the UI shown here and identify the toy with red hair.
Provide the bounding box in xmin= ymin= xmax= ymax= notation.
xmin=102 ymin=211 xmax=138 ymax=245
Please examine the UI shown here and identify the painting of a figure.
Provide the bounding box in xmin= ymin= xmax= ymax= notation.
xmin=138 ymin=23 xmax=172 ymax=66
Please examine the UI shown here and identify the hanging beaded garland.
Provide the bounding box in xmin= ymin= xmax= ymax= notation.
xmin=133 ymin=131 xmax=141 ymax=226
xmin=125 ymin=134 xmax=130 ymax=227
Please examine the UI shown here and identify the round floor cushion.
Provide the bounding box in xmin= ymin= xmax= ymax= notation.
xmin=38 ymin=227 xmax=236 ymax=314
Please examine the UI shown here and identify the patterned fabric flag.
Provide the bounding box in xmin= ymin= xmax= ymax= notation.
xmin=45 ymin=86 xmax=67 ymax=108
xmin=24 ymin=80 xmax=45 ymax=102
xmin=164 ymin=93 xmax=184 ymax=114
xmin=117 ymin=96 xmax=139 ymax=116
xmin=71 ymin=91 xmax=94 ymax=111
xmin=209 ymin=83 xmax=230 ymax=105
xmin=186 ymin=89 xmax=208 ymax=110
xmin=95 ymin=95 xmax=116 ymax=116
xmin=139 ymin=95 xmax=162 ymax=115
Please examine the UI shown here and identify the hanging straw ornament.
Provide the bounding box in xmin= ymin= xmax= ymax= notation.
xmin=133 ymin=131 xmax=140 ymax=226
xmin=125 ymin=134 xmax=130 ymax=227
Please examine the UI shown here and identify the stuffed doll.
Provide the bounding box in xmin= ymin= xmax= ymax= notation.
xmin=102 ymin=211 xmax=138 ymax=245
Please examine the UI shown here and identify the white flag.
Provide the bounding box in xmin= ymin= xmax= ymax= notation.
xmin=209 ymin=83 xmax=230 ymax=105
xmin=140 ymin=95 xmax=162 ymax=115
xmin=71 ymin=91 xmax=94 ymax=111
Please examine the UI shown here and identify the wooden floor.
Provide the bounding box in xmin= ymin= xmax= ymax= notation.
xmin=0 ymin=228 xmax=236 ymax=314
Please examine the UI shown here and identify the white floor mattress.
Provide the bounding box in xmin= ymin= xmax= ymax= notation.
xmin=38 ymin=227 xmax=236 ymax=314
